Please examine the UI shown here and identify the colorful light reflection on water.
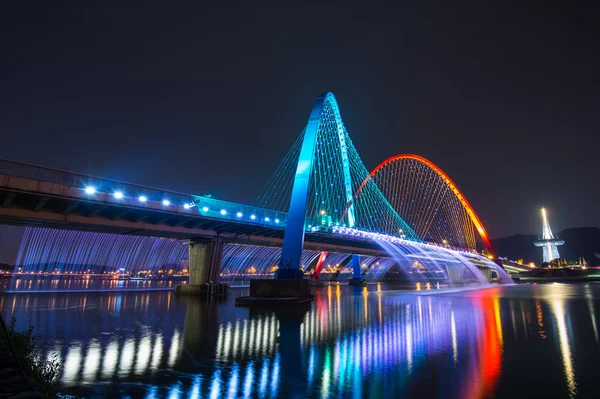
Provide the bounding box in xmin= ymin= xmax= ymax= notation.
xmin=2 ymin=283 xmax=600 ymax=398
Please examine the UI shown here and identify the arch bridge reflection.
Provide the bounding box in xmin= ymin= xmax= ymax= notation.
xmin=4 ymin=286 xmax=587 ymax=398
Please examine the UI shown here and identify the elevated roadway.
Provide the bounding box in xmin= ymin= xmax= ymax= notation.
xmin=0 ymin=159 xmax=389 ymax=258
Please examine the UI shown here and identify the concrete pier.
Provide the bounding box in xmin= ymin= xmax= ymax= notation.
xmin=175 ymin=238 xmax=227 ymax=296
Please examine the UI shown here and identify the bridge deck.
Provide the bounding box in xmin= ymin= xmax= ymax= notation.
xmin=0 ymin=173 xmax=389 ymax=257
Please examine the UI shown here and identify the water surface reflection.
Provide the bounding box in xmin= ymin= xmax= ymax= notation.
xmin=2 ymin=283 xmax=600 ymax=398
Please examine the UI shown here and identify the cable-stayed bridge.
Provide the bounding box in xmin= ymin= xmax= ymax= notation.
xmin=0 ymin=92 xmax=513 ymax=286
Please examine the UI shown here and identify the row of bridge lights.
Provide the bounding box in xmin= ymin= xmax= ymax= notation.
xmin=83 ymin=186 xmax=280 ymax=223
xmin=85 ymin=186 xmax=169 ymax=205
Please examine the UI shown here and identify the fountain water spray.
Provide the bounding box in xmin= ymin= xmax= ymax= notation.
xmin=331 ymin=226 xmax=512 ymax=286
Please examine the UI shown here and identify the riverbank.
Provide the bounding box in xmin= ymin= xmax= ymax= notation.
xmin=519 ymin=267 xmax=600 ymax=283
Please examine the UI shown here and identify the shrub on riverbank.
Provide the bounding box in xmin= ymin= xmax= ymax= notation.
xmin=1 ymin=317 xmax=62 ymax=398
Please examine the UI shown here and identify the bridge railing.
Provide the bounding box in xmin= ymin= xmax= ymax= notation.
xmin=0 ymin=159 xmax=80 ymax=187
xmin=0 ymin=158 xmax=325 ymax=231
xmin=0 ymin=158 xmax=195 ymax=206
xmin=190 ymin=195 xmax=293 ymax=228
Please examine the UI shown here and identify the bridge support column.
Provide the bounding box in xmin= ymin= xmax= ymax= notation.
xmin=175 ymin=238 xmax=227 ymax=296
xmin=349 ymin=254 xmax=365 ymax=286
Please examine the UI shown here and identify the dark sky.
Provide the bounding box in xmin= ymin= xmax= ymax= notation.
xmin=1 ymin=1 xmax=599 ymax=239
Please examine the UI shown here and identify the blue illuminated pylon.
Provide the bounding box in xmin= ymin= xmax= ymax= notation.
xmin=274 ymin=92 xmax=418 ymax=279
xmin=276 ymin=94 xmax=329 ymax=278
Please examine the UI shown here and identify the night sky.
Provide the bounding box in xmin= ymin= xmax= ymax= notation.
xmin=1 ymin=1 xmax=599 ymax=242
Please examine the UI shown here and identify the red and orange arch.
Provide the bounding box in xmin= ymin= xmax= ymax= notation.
xmin=354 ymin=154 xmax=497 ymax=258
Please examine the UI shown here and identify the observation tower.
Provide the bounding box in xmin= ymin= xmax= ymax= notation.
xmin=534 ymin=207 xmax=564 ymax=263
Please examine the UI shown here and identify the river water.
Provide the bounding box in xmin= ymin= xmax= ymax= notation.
xmin=1 ymin=282 xmax=599 ymax=398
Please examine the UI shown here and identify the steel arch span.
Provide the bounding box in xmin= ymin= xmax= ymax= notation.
xmin=258 ymin=93 xmax=418 ymax=275
xmin=353 ymin=154 xmax=497 ymax=257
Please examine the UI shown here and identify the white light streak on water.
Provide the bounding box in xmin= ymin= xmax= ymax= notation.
xmin=209 ymin=369 xmax=222 ymax=399
xmin=144 ymin=386 xmax=159 ymax=399
xmin=232 ymin=320 xmax=241 ymax=359
xmin=551 ymin=298 xmax=576 ymax=398
xmin=102 ymin=340 xmax=118 ymax=378
xmin=150 ymin=334 xmax=163 ymax=372
xmin=248 ymin=319 xmax=256 ymax=357
xmin=168 ymin=329 xmax=180 ymax=367
xmin=216 ymin=324 xmax=224 ymax=359
xmin=189 ymin=376 xmax=201 ymax=399
xmin=135 ymin=335 xmax=152 ymax=375
xmin=451 ymin=311 xmax=458 ymax=365
xmin=256 ymin=317 xmax=263 ymax=355
xmin=82 ymin=339 xmax=101 ymax=381
xmin=227 ymin=364 xmax=240 ymax=399
xmin=167 ymin=382 xmax=182 ymax=399
xmin=270 ymin=353 xmax=280 ymax=399
xmin=223 ymin=322 xmax=232 ymax=360
xmin=243 ymin=361 xmax=255 ymax=399
xmin=62 ymin=344 xmax=82 ymax=384
xmin=258 ymin=359 xmax=269 ymax=399
xmin=119 ymin=338 xmax=135 ymax=377
xmin=585 ymin=286 xmax=598 ymax=343
xmin=241 ymin=319 xmax=249 ymax=357
xmin=262 ymin=316 xmax=269 ymax=354
xmin=333 ymin=339 xmax=340 ymax=383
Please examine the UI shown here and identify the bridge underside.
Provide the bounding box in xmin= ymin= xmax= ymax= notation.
xmin=0 ymin=183 xmax=390 ymax=258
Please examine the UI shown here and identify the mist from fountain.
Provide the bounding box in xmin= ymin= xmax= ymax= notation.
xmin=331 ymin=227 xmax=513 ymax=286
xmin=12 ymin=227 xmax=512 ymax=287
xmin=15 ymin=227 xmax=187 ymax=274
xmin=220 ymin=245 xmax=327 ymax=285
xmin=459 ymin=252 xmax=514 ymax=284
